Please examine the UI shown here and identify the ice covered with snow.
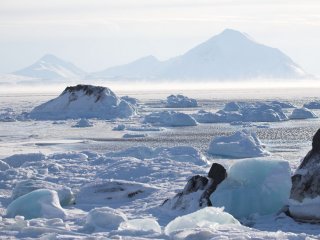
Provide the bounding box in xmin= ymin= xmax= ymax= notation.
xmin=12 ymin=179 xmax=75 ymax=206
xmin=289 ymin=107 xmax=317 ymax=119
xmin=3 ymin=153 xmax=46 ymax=168
xmin=165 ymin=94 xmax=198 ymax=108
xmin=0 ymin=160 xmax=10 ymax=171
xmin=6 ymin=189 xmax=66 ymax=219
xmin=119 ymin=218 xmax=162 ymax=233
xmin=211 ymin=158 xmax=291 ymax=219
xmin=72 ymin=118 xmax=93 ymax=127
xmin=144 ymin=111 xmax=197 ymax=127
xmin=289 ymin=197 xmax=320 ymax=221
xmin=303 ymin=101 xmax=320 ymax=109
xmin=123 ymin=133 xmax=147 ymax=138
xmin=121 ymin=95 xmax=138 ymax=105
xmin=29 ymin=84 xmax=136 ymax=120
xmin=208 ymin=130 xmax=270 ymax=158
xmin=192 ymin=110 xmax=224 ymax=123
xmin=164 ymin=207 xmax=240 ymax=236
xmin=113 ymin=124 xmax=126 ymax=131
xmin=83 ymin=207 xmax=127 ymax=233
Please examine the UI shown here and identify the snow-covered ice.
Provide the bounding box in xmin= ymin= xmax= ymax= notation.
xmin=208 ymin=130 xmax=270 ymax=158
xmin=289 ymin=107 xmax=317 ymax=119
xmin=165 ymin=94 xmax=198 ymax=108
xmin=303 ymin=101 xmax=320 ymax=109
xmin=144 ymin=111 xmax=197 ymax=127
xmin=72 ymin=118 xmax=94 ymax=128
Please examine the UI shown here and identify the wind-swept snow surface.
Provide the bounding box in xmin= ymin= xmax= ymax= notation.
xmin=29 ymin=85 xmax=136 ymax=120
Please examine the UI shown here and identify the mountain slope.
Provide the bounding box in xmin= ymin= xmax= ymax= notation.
xmin=91 ymin=29 xmax=308 ymax=80
xmin=14 ymin=54 xmax=86 ymax=80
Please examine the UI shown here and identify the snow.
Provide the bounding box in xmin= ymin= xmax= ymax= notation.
xmin=164 ymin=207 xmax=240 ymax=236
xmin=119 ymin=218 xmax=161 ymax=233
xmin=165 ymin=94 xmax=198 ymax=108
xmin=303 ymin=101 xmax=320 ymax=109
xmin=72 ymin=118 xmax=93 ymax=128
xmin=192 ymin=110 xmax=223 ymax=123
xmin=0 ymin=160 xmax=10 ymax=171
xmin=29 ymin=85 xmax=136 ymax=120
xmin=83 ymin=207 xmax=127 ymax=233
xmin=211 ymin=158 xmax=292 ymax=219
xmin=113 ymin=124 xmax=126 ymax=131
xmin=143 ymin=111 xmax=197 ymax=127
xmin=3 ymin=153 xmax=46 ymax=168
xmin=6 ymin=189 xmax=66 ymax=219
xmin=289 ymin=108 xmax=317 ymax=119
xmin=208 ymin=130 xmax=270 ymax=158
xmin=289 ymin=197 xmax=320 ymax=221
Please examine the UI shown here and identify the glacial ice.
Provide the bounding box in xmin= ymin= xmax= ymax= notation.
xmin=208 ymin=130 xmax=270 ymax=158
xmin=165 ymin=94 xmax=198 ymax=108
xmin=6 ymin=189 xmax=66 ymax=219
xmin=289 ymin=108 xmax=317 ymax=119
xmin=164 ymin=207 xmax=240 ymax=236
xmin=211 ymin=158 xmax=291 ymax=219
xmin=143 ymin=111 xmax=197 ymax=127
xmin=72 ymin=118 xmax=93 ymax=128
xmin=29 ymin=85 xmax=136 ymax=120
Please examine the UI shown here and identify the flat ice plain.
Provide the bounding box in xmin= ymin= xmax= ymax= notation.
xmin=1 ymin=87 xmax=320 ymax=239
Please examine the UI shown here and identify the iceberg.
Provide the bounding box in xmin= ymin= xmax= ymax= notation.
xmin=6 ymin=189 xmax=66 ymax=219
xmin=165 ymin=94 xmax=198 ymax=108
xmin=208 ymin=130 xmax=270 ymax=158
xmin=289 ymin=108 xmax=317 ymax=119
xmin=29 ymin=84 xmax=136 ymax=120
xmin=210 ymin=158 xmax=291 ymax=219
xmin=143 ymin=111 xmax=197 ymax=127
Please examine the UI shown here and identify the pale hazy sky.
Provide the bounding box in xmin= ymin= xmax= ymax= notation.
xmin=1 ymin=0 xmax=320 ymax=75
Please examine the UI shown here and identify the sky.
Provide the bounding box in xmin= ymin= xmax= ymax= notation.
xmin=1 ymin=0 xmax=320 ymax=75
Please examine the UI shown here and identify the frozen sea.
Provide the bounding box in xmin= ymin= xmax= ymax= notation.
xmin=1 ymin=87 xmax=320 ymax=239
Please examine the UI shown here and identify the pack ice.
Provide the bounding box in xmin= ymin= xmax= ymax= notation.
xmin=208 ymin=130 xmax=270 ymax=158
xmin=29 ymin=84 xmax=136 ymax=120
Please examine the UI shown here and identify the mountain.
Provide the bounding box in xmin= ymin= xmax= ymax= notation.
xmin=91 ymin=29 xmax=309 ymax=80
xmin=14 ymin=54 xmax=86 ymax=80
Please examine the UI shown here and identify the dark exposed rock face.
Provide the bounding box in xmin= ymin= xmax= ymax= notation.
xmin=290 ymin=128 xmax=320 ymax=202
xmin=162 ymin=163 xmax=227 ymax=211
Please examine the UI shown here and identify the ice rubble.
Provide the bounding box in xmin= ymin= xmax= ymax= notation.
xmin=165 ymin=94 xmax=198 ymax=108
xmin=12 ymin=179 xmax=75 ymax=206
xmin=72 ymin=118 xmax=93 ymax=128
xmin=211 ymin=158 xmax=291 ymax=219
xmin=289 ymin=108 xmax=317 ymax=119
xmin=3 ymin=153 xmax=46 ymax=168
xmin=6 ymin=189 xmax=66 ymax=219
xmin=164 ymin=207 xmax=240 ymax=236
xmin=29 ymin=84 xmax=136 ymax=120
xmin=208 ymin=130 xmax=270 ymax=158
xmin=303 ymin=101 xmax=320 ymax=109
xmin=143 ymin=111 xmax=197 ymax=127
xmin=83 ymin=207 xmax=127 ymax=233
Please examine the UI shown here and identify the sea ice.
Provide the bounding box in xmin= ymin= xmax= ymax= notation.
xmin=289 ymin=108 xmax=317 ymax=119
xmin=208 ymin=130 xmax=270 ymax=158
xmin=29 ymin=84 xmax=136 ymax=120
xmin=164 ymin=207 xmax=240 ymax=236
xmin=6 ymin=189 xmax=66 ymax=219
xmin=72 ymin=118 xmax=93 ymax=127
xmin=113 ymin=124 xmax=126 ymax=131
xmin=211 ymin=158 xmax=291 ymax=219
xmin=165 ymin=94 xmax=198 ymax=108
xmin=122 ymin=133 xmax=146 ymax=138
xmin=143 ymin=111 xmax=197 ymax=127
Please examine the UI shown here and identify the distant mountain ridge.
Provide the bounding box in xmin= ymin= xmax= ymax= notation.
xmin=91 ymin=29 xmax=309 ymax=80
xmin=14 ymin=54 xmax=86 ymax=80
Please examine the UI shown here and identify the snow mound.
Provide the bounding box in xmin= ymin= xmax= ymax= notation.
xmin=76 ymin=179 xmax=158 ymax=205
xmin=208 ymin=130 xmax=270 ymax=158
xmin=192 ymin=110 xmax=223 ymax=123
xmin=143 ymin=111 xmax=197 ymax=127
xmin=119 ymin=218 xmax=161 ymax=233
xmin=289 ymin=108 xmax=317 ymax=119
xmin=303 ymin=101 xmax=320 ymax=109
xmin=72 ymin=118 xmax=93 ymax=128
xmin=29 ymin=84 xmax=136 ymax=120
xmin=6 ymin=189 xmax=66 ymax=219
xmin=211 ymin=158 xmax=291 ymax=219
xmin=223 ymin=102 xmax=241 ymax=111
xmin=2 ymin=153 xmax=46 ymax=168
xmin=240 ymin=103 xmax=288 ymax=122
xmin=164 ymin=207 xmax=240 ymax=236
xmin=12 ymin=179 xmax=75 ymax=206
xmin=108 ymin=146 xmax=208 ymax=165
xmin=165 ymin=94 xmax=198 ymax=108
xmin=83 ymin=207 xmax=127 ymax=233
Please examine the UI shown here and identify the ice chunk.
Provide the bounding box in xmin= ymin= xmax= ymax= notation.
xmin=210 ymin=159 xmax=291 ymax=219
xmin=164 ymin=207 xmax=240 ymax=236
xmin=83 ymin=207 xmax=127 ymax=233
xmin=6 ymin=189 xmax=66 ymax=219
xmin=208 ymin=130 xmax=269 ymax=158
xmin=119 ymin=218 xmax=161 ymax=233
xmin=72 ymin=118 xmax=93 ymax=128
xmin=165 ymin=94 xmax=198 ymax=108
xmin=240 ymin=103 xmax=288 ymax=122
xmin=223 ymin=101 xmax=241 ymax=111
xmin=3 ymin=153 xmax=46 ymax=168
xmin=12 ymin=179 xmax=75 ymax=206
xmin=289 ymin=107 xmax=317 ymax=119
xmin=29 ymin=84 xmax=136 ymax=120
xmin=303 ymin=101 xmax=320 ymax=109
xmin=269 ymin=100 xmax=295 ymax=108
xmin=143 ymin=111 xmax=197 ymax=127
